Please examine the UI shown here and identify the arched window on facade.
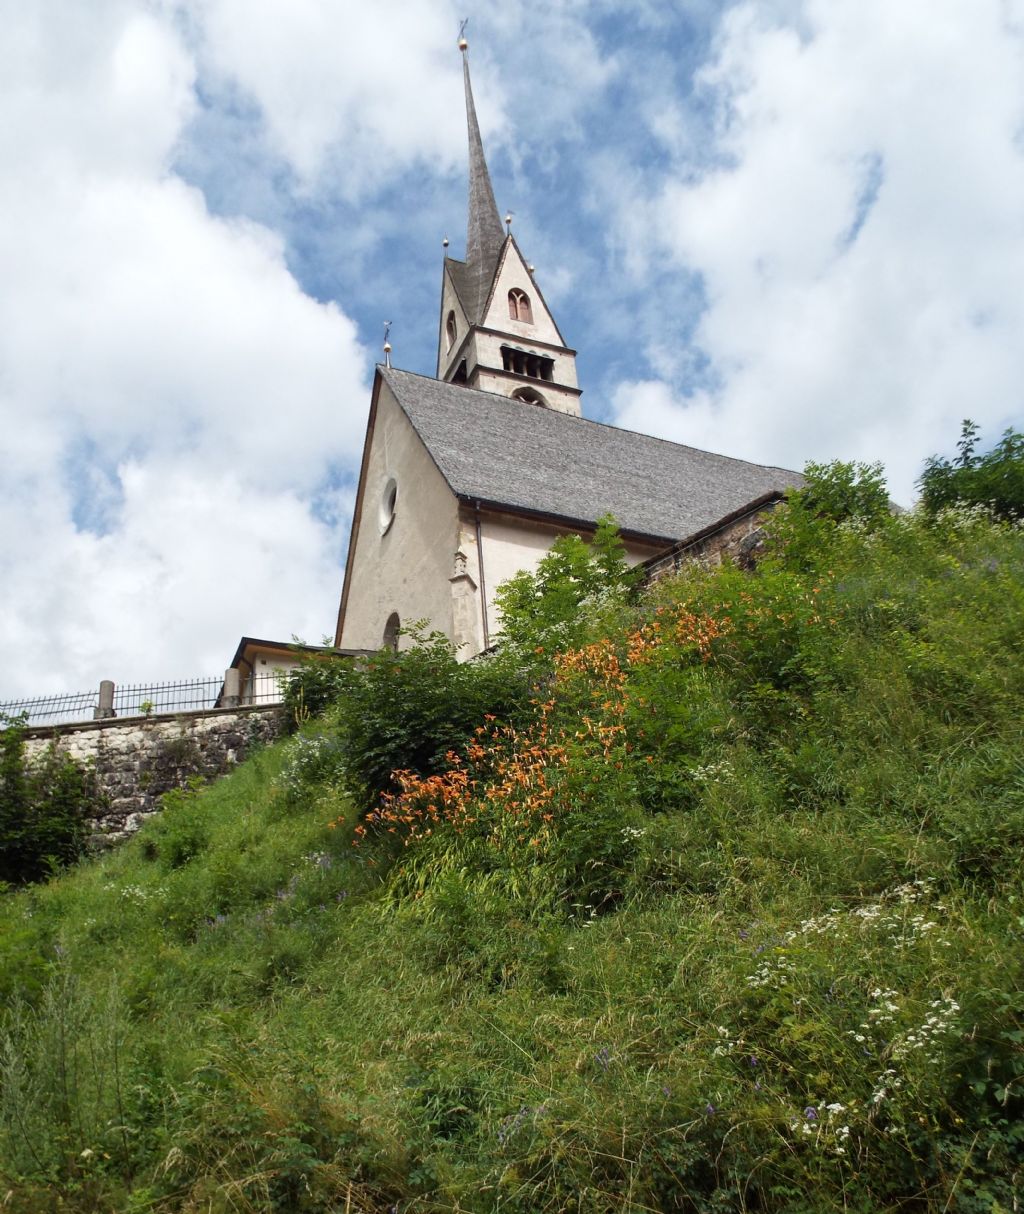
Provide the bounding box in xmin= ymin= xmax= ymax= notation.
xmin=445 ymin=311 xmax=457 ymax=352
xmin=382 ymin=612 xmax=400 ymax=652
xmin=511 ymin=386 xmax=547 ymax=408
xmin=508 ymin=289 xmax=533 ymax=324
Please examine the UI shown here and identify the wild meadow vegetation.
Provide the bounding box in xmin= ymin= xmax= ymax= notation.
xmin=1 ymin=432 xmax=1023 ymax=1212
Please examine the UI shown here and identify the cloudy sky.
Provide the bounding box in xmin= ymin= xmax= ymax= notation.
xmin=3 ymin=0 xmax=1024 ymax=698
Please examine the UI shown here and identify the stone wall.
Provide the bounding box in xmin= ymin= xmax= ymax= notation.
xmin=22 ymin=705 xmax=285 ymax=849
xmin=642 ymin=496 xmax=783 ymax=585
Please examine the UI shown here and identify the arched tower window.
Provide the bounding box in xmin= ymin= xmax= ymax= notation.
xmin=511 ymin=386 xmax=547 ymax=407
xmin=508 ymin=289 xmax=532 ymax=324
xmin=382 ymin=612 xmax=400 ymax=652
xmin=445 ymin=311 xmax=457 ymax=352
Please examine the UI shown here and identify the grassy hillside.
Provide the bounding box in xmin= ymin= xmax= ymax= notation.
xmin=1 ymin=503 xmax=1022 ymax=1213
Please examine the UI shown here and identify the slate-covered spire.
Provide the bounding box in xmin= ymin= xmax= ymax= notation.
xmin=461 ymin=41 xmax=505 ymax=317
xmin=437 ymin=36 xmax=581 ymax=414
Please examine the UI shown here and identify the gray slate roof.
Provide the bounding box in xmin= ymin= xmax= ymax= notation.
xmin=461 ymin=52 xmax=505 ymax=314
xmin=445 ymin=255 xmax=494 ymax=329
xmin=382 ymin=367 xmax=803 ymax=544
xmin=445 ymin=53 xmax=507 ymax=326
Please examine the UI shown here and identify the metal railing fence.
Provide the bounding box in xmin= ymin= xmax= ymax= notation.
xmin=0 ymin=690 xmax=99 ymax=728
xmin=0 ymin=671 xmax=285 ymax=729
xmin=112 ymin=678 xmax=224 ymax=718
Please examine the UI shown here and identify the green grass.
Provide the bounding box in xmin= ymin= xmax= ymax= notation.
xmin=1 ymin=506 xmax=1023 ymax=1212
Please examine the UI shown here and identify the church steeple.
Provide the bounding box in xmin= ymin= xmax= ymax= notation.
xmin=437 ymin=34 xmax=581 ymax=417
xmin=463 ymin=44 xmax=505 ymax=282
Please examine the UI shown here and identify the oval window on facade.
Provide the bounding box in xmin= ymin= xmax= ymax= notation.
xmin=379 ymin=476 xmax=398 ymax=534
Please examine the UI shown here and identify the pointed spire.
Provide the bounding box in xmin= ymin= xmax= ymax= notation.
xmin=461 ymin=40 xmax=505 ymax=280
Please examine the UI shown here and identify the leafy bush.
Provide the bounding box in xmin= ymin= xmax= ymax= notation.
xmin=281 ymin=650 xmax=354 ymax=723
xmin=281 ymin=517 xmax=638 ymax=820
xmin=919 ymin=418 xmax=1024 ymax=521
xmin=285 ymin=627 xmax=533 ymax=815
xmin=0 ymin=718 xmax=96 ymax=884
xmin=768 ymin=458 xmax=892 ymax=572
xmin=493 ymin=513 xmax=640 ymax=657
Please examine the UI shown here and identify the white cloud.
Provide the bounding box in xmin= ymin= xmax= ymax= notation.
xmin=180 ymin=0 xmax=469 ymax=191
xmin=0 ymin=465 xmax=341 ymax=695
xmin=9 ymin=0 xmax=1024 ymax=702
xmin=611 ymin=0 xmax=1024 ymax=502
xmin=0 ymin=0 xmax=370 ymax=698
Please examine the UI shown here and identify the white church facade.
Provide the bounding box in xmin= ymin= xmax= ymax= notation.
xmin=332 ymin=40 xmax=802 ymax=659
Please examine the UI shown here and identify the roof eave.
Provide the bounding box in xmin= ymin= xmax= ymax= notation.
xmin=455 ymin=493 xmax=676 ymax=548
xmin=638 ymin=490 xmax=788 ymax=571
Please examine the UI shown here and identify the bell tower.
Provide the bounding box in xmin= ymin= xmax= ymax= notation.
xmin=436 ymin=35 xmax=581 ymax=416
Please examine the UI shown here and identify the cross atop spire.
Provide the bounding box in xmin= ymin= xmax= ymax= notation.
xmin=461 ymin=39 xmax=505 ymax=313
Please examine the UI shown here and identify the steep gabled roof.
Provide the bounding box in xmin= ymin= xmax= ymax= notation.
xmin=380 ymin=366 xmax=803 ymax=544
xmin=444 ymin=255 xmax=493 ymax=328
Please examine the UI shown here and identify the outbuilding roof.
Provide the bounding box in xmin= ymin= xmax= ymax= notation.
xmin=381 ymin=366 xmax=803 ymax=544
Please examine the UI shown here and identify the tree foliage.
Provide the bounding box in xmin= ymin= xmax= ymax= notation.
xmin=0 ymin=718 xmax=95 ymax=885
xmin=794 ymin=459 xmax=890 ymax=524
xmin=918 ymin=419 xmax=1024 ymax=521
xmin=284 ymin=628 xmax=533 ymax=815
xmin=768 ymin=459 xmax=891 ymax=572
xmin=493 ymin=514 xmax=640 ymax=657
xmin=282 ymin=518 xmax=638 ymax=816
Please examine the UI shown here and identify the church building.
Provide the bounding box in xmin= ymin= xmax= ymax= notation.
xmin=333 ymin=39 xmax=802 ymax=658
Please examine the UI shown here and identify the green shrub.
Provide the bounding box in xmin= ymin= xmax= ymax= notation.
xmin=493 ymin=513 xmax=640 ymax=658
xmin=768 ymin=458 xmax=892 ymax=573
xmin=919 ymin=419 xmax=1024 ymax=521
xmin=281 ymin=650 xmax=354 ymax=723
xmin=0 ymin=719 xmax=96 ymax=885
xmin=280 ymin=518 xmax=638 ymax=820
xmin=285 ymin=626 xmax=533 ymax=814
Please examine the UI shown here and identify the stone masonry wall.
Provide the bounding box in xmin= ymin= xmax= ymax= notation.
xmin=22 ymin=705 xmax=285 ymax=849
xmin=643 ymin=502 xmax=780 ymax=585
